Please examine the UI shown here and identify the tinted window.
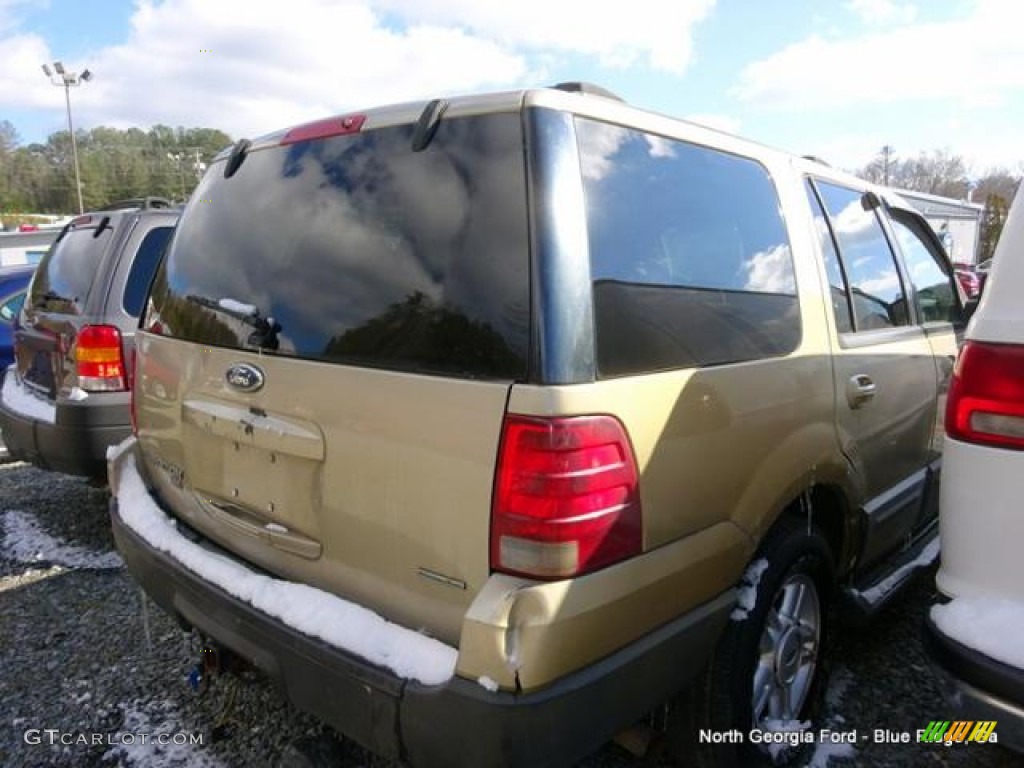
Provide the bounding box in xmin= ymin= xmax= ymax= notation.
xmin=805 ymin=180 xmax=853 ymax=333
xmin=814 ymin=182 xmax=909 ymax=331
xmin=30 ymin=226 xmax=111 ymax=312
xmin=123 ymin=226 xmax=173 ymax=317
xmin=577 ymin=119 xmax=799 ymax=376
xmin=0 ymin=291 xmax=25 ymax=323
xmin=887 ymin=212 xmax=958 ymax=323
xmin=148 ymin=114 xmax=529 ymax=380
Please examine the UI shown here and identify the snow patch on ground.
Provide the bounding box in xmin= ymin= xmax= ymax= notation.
xmin=931 ymin=595 xmax=1024 ymax=670
xmin=761 ymin=718 xmax=810 ymax=762
xmin=103 ymin=700 xmax=223 ymax=767
xmin=731 ymin=558 xmax=769 ymax=620
xmin=859 ymin=537 xmax=939 ymax=604
xmin=1 ymin=510 xmax=123 ymax=570
xmin=800 ymin=666 xmax=857 ymax=766
xmin=1 ymin=368 xmax=56 ymax=424
xmin=113 ymin=445 xmax=457 ymax=685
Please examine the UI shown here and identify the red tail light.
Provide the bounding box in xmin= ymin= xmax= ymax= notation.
xmin=947 ymin=341 xmax=1024 ymax=450
xmin=491 ymin=415 xmax=642 ymax=579
xmin=75 ymin=325 xmax=127 ymax=392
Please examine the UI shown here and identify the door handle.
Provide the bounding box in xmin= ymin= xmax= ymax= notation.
xmin=846 ymin=374 xmax=877 ymax=409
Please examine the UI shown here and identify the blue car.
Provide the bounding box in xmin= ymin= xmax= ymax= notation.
xmin=0 ymin=264 xmax=35 ymax=378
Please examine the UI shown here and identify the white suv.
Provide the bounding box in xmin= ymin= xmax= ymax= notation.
xmin=926 ymin=187 xmax=1024 ymax=751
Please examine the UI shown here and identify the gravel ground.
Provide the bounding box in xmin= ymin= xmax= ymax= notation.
xmin=0 ymin=459 xmax=1018 ymax=768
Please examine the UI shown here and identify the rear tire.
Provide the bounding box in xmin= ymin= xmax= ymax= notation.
xmin=669 ymin=516 xmax=834 ymax=767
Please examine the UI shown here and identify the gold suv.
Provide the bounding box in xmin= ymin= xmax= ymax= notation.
xmin=108 ymin=83 xmax=963 ymax=767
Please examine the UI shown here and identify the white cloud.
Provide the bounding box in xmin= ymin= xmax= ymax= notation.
xmin=375 ymin=0 xmax=716 ymax=74
xmin=70 ymin=0 xmax=530 ymax=140
xmin=735 ymin=1 xmax=1024 ymax=111
xmin=845 ymin=0 xmax=917 ymax=25
xmin=0 ymin=0 xmax=47 ymax=34
xmin=0 ymin=32 xmax=65 ymax=114
xmin=0 ymin=0 xmax=717 ymax=141
xmin=801 ymin=132 xmax=887 ymax=172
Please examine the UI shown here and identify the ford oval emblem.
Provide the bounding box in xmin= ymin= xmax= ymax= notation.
xmin=225 ymin=363 xmax=265 ymax=393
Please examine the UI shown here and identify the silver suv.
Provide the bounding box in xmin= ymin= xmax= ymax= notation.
xmin=0 ymin=198 xmax=178 ymax=478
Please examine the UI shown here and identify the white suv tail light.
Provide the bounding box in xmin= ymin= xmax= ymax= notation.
xmin=947 ymin=341 xmax=1024 ymax=450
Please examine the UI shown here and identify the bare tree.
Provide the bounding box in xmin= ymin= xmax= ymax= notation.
xmin=857 ymin=147 xmax=970 ymax=197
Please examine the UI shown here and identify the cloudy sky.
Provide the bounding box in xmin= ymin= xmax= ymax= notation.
xmin=2 ymin=0 xmax=1022 ymax=173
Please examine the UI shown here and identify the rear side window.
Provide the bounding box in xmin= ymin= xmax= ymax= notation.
xmin=577 ymin=119 xmax=799 ymax=376
xmin=805 ymin=180 xmax=854 ymax=334
xmin=148 ymin=114 xmax=530 ymax=380
xmin=122 ymin=226 xmax=173 ymax=317
xmin=30 ymin=226 xmax=111 ymax=312
xmin=886 ymin=211 xmax=958 ymax=324
xmin=812 ymin=181 xmax=910 ymax=331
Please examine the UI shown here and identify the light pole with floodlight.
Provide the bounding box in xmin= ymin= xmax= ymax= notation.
xmin=42 ymin=61 xmax=92 ymax=214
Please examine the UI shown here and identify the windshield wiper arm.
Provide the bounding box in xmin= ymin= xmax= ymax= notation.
xmin=185 ymin=295 xmax=282 ymax=350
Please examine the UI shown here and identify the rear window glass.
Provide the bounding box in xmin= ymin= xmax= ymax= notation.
xmin=122 ymin=226 xmax=173 ymax=317
xmin=30 ymin=226 xmax=111 ymax=312
xmin=577 ymin=119 xmax=799 ymax=376
xmin=148 ymin=113 xmax=530 ymax=380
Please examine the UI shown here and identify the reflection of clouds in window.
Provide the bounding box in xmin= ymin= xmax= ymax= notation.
xmin=578 ymin=120 xmax=629 ymax=181
xmin=899 ymin=227 xmax=945 ymax=283
xmin=813 ymin=215 xmax=832 ymax=242
xmin=742 ymin=244 xmax=796 ymax=294
xmin=165 ymin=115 xmax=528 ymax=365
xmin=858 ymin=272 xmax=900 ymax=297
xmin=910 ymin=259 xmax=933 ymax=280
xmin=644 ymin=134 xmax=676 ymax=159
xmin=178 ymin=135 xmax=454 ymax=341
xmin=831 ymin=199 xmax=874 ymax=241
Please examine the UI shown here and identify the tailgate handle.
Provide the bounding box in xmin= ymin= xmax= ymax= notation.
xmin=204 ymin=499 xmax=322 ymax=560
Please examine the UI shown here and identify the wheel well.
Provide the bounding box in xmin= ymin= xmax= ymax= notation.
xmin=780 ymin=484 xmax=849 ymax=575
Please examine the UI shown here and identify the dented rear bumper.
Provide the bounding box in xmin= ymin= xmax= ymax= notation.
xmin=109 ymin=440 xmax=732 ymax=767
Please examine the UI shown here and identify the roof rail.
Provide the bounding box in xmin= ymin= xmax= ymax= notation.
xmin=551 ymin=82 xmax=624 ymax=102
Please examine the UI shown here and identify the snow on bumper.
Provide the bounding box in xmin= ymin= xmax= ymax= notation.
xmin=1 ymin=366 xmax=56 ymax=424
xmin=107 ymin=437 xmax=457 ymax=686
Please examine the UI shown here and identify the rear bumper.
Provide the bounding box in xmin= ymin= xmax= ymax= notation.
xmin=0 ymin=394 xmax=129 ymax=477
xmin=110 ymin=466 xmax=733 ymax=768
xmin=923 ymin=612 xmax=1024 ymax=752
